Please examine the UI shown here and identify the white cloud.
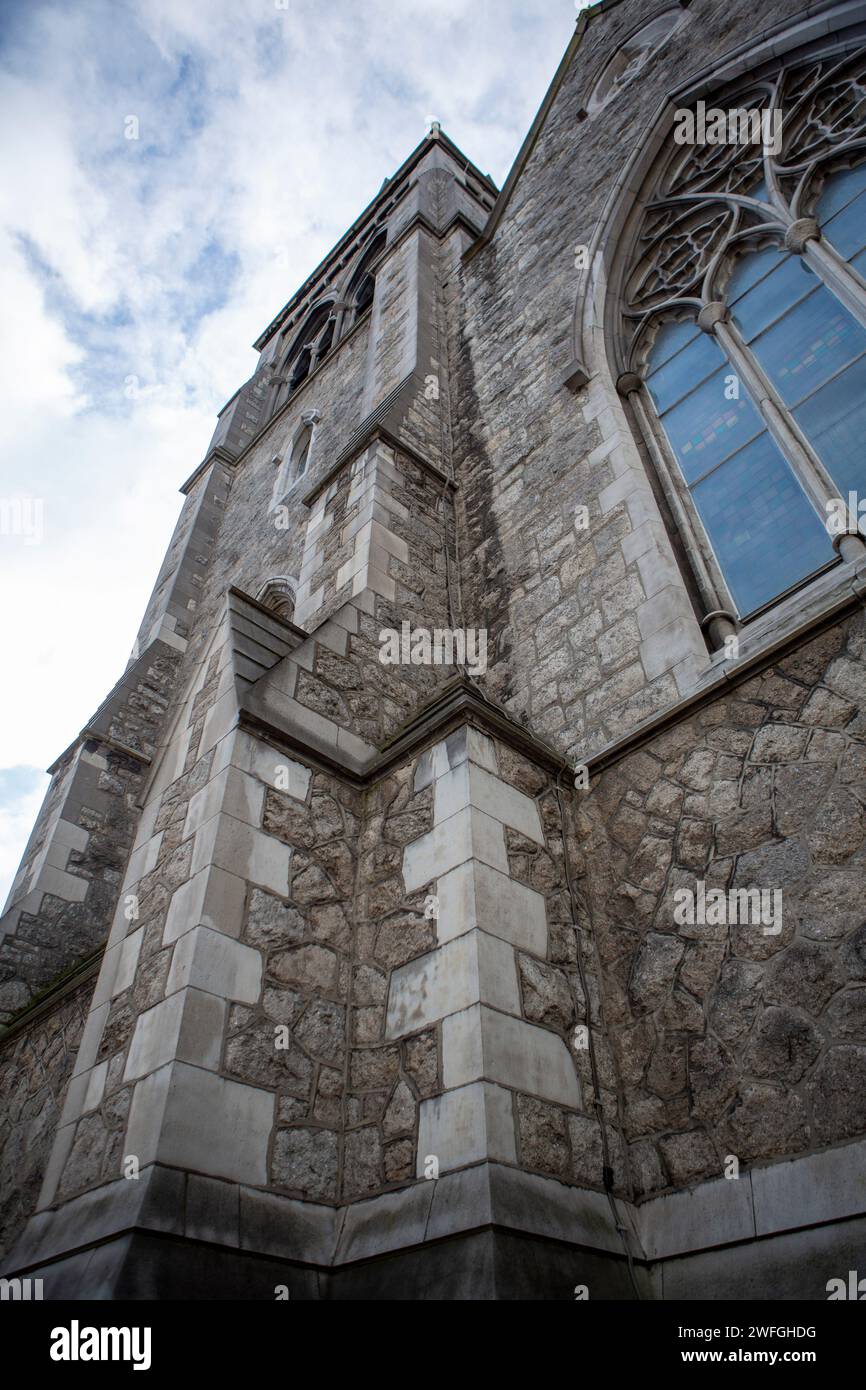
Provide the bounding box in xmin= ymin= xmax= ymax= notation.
xmin=0 ymin=0 xmax=575 ymax=905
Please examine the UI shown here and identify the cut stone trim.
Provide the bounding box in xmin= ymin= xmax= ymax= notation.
xmin=385 ymin=726 xmax=583 ymax=1176
xmin=7 ymin=1138 xmax=866 ymax=1299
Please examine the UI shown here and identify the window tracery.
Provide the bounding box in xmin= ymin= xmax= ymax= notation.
xmin=616 ymin=44 xmax=866 ymax=627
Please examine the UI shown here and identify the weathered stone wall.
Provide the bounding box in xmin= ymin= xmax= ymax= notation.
xmin=452 ymin=0 xmax=835 ymax=762
xmin=0 ymin=644 xmax=182 ymax=1023
xmin=579 ymin=612 xmax=866 ymax=1197
xmin=41 ymin=689 xmax=625 ymax=1213
xmin=6 ymin=4 xmax=866 ymax=1299
xmin=0 ymin=976 xmax=92 ymax=1255
xmin=253 ymin=757 xmax=436 ymax=1200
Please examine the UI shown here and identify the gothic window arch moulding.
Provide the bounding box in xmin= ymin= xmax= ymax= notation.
xmin=603 ymin=36 xmax=866 ymax=635
xmin=264 ymin=227 xmax=387 ymax=427
xmin=340 ymin=228 xmax=387 ymax=329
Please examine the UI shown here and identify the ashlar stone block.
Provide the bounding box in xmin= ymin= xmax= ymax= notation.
xmin=386 ymin=930 xmax=520 ymax=1037
xmin=191 ymin=812 xmax=291 ymax=896
xmin=125 ymin=1062 xmax=273 ymax=1185
xmin=402 ymin=805 xmax=508 ymax=892
xmin=166 ymin=924 xmax=262 ymax=1005
xmin=164 ymin=864 xmax=247 ymax=944
xmin=434 ymin=761 xmax=544 ymax=842
xmin=436 ymin=860 xmax=547 ymax=953
xmin=417 ymin=1082 xmax=517 ymax=1173
xmin=443 ymin=1004 xmax=581 ymax=1108
xmin=125 ymin=987 xmax=226 ymax=1081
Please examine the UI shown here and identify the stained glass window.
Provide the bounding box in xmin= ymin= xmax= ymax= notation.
xmin=726 ymin=167 xmax=866 ymax=505
xmin=646 ymin=328 xmax=834 ymax=613
xmin=641 ymin=160 xmax=866 ymax=619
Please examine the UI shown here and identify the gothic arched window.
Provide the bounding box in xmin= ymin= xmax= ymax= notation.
xmin=273 ymin=303 xmax=335 ymax=413
xmin=291 ymin=422 xmax=312 ymax=480
xmin=271 ymin=412 xmax=319 ymax=508
xmin=344 ymin=231 xmax=386 ymax=330
xmin=616 ymin=46 xmax=866 ymax=629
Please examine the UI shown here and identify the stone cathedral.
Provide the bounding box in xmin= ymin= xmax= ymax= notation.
xmin=2 ymin=0 xmax=866 ymax=1301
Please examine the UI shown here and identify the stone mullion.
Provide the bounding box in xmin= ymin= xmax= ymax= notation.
xmin=802 ymin=227 xmax=866 ymax=336
xmin=708 ymin=305 xmax=845 ymax=517
xmin=711 ymin=309 xmax=866 ymax=563
xmin=622 ymin=378 xmax=739 ymax=644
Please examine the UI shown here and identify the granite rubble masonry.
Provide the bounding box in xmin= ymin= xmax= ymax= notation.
xmin=578 ymin=615 xmax=866 ymax=1195
xmin=3 ymin=0 xmax=866 ymax=1298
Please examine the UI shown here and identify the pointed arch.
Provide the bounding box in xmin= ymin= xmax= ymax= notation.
xmin=584 ymin=27 xmax=866 ymax=635
xmin=271 ymin=299 xmax=337 ymax=414
xmin=340 ymin=229 xmax=387 ymax=334
xmin=271 ymin=410 xmax=321 ymax=507
xmin=256 ymin=575 xmax=299 ymax=624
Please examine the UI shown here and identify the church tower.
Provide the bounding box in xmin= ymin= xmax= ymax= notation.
xmin=3 ymin=0 xmax=866 ymax=1300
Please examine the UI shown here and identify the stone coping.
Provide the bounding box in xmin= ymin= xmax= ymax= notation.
xmin=239 ymin=676 xmax=573 ymax=790
xmin=6 ymin=1137 xmax=865 ymax=1279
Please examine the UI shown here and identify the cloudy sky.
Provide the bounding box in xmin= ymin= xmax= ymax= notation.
xmin=0 ymin=0 xmax=582 ymax=906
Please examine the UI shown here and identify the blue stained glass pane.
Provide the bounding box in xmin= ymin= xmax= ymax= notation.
xmin=794 ymin=353 xmax=866 ymax=498
xmin=822 ymin=192 xmax=866 ymax=260
xmin=647 ymin=318 xmax=700 ymax=370
xmin=854 ymin=248 xmax=866 ymax=275
xmin=729 ymin=255 xmax=817 ymax=340
xmin=646 ymin=331 xmax=722 ymax=413
xmin=692 ymin=434 xmax=834 ymax=614
xmin=659 ymin=368 xmax=763 ymax=482
xmin=752 ymin=284 xmax=866 ymax=405
xmin=815 ymin=162 xmax=866 ymax=222
xmin=725 ymin=246 xmax=788 ymax=303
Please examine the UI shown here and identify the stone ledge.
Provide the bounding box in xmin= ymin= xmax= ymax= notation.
xmin=9 ymin=1137 xmax=864 ymax=1282
xmin=586 ymin=559 xmax=866 ymax=776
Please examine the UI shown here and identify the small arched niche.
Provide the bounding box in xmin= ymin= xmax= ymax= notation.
xmin=257 ymin=576 xmax=298 ymax=624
